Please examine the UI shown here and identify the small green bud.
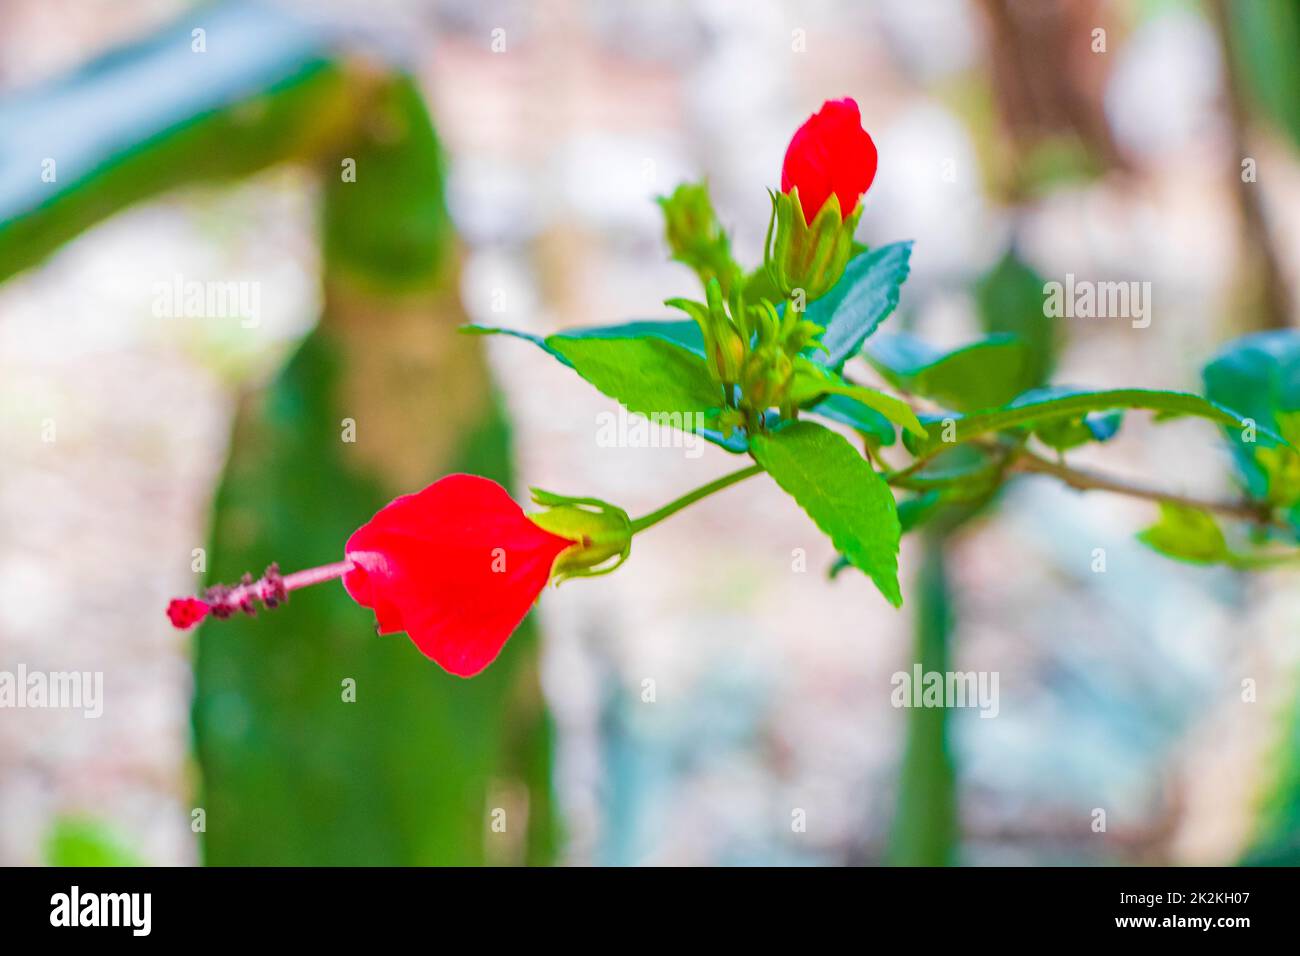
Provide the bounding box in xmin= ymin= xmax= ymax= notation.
xmin=704 ymin=278 xmax=746 ymax=384
xmin=666 ymin=280 xmax=746 ymax=389
xmin=528 ymin=490 xmax=633 ymax=582
xmin=739 ymin=344 xmax=794 ymax=415
xmin=657 ymin=181 xmax=741 ymax=296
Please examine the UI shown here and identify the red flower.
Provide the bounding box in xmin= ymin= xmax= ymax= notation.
xmin=342 ymin=474 xmax=577 ymax=678
xmin=166 ymin=597 xmax=210 ymax=629
xmin=780 ymin=98 xmax=878 ymax=222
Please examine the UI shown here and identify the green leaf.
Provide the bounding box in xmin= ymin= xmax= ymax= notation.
xmin=865 ymin=332 xmax=1035 ymax=412
xmin=897 ymin=490 xmax=944 ymax=533
xmin=44 ymin=817 xmax=143 ymax=867
xmin=1137 ymin=503 xmax=1229 ymax=565
xmin=790 ymin=357 xmax=926 ymax=439
xmin=897 ymin=444 xmax=1009 ymax=499
xmin=905 ymin=387 xmax=1260 ymax=457
xmin=1204 ymin=331 xmax=1300 ymax=513
xmin=751 ymin=421 xmax=902 ymax=606
xmin=470 ymin=318 xmax=894 ymax=452
xmin=547 ymin=334 xmax=721 ymax=424
xmin=834 ymin=483 xmax=980 ymax=615
xmin=975 ymin=251 xmax=1059 ymax=387
xmin=840 ymin=385 xmax=927 ymax=440
xmin=802 ymin=241 xmax=913 ymax=369
xmin=468 ymin=321 xmax=754 ymax=452
xmin=1032 ymin=408 xmax=1124 ymax=452
xmin=464 ymin=318 xmax=704 ymax=364
xmin=807 ymin=392 xmax=896 ymax=447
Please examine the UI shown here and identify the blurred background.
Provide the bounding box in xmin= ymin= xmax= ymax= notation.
xmin=2 ymin=0 xmax=1300 ymax=866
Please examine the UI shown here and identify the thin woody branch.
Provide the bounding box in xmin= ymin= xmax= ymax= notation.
xmin=1009 ymin=449 xmax=1280 ymax=528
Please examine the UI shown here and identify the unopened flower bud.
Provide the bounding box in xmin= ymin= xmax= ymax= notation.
xmin=765 ymin=98 xmax=877 ymax=302
xmin=657 ymin=181 xmax=741 ymax=296
xmin=666 ymin=279 xmax=746 ymax=388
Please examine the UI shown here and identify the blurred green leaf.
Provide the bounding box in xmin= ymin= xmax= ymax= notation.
xmin=865 ymin=332 xmax=1035 ymax=412
xmin=1137 ymin=503 xmax=1230 ymax=565
xmin=974 ymin=250 xmax=1058 ymax=389
xmin=4 ymin=0 xmax=557 ymax=868
xmin=1032 ymin=407 xmax=1124 ymax=452
xmin=44 ymin=817 xmax=143 ymax=867
xmin=751 ymin=421 xmax=902 ymax=606
xmin=905 ymin=387 xmax=1260 ymax=456
xmin=1204 ymin=331 xmax=1300 ymax=516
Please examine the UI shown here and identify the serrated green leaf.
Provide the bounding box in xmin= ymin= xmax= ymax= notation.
xmin=807 ymin=392 xmax=896 ymax=446
xmin=865 ymin=332 xmax=1035 ymax=412
xmin=801 ymin=241 xmax=913 ymax=369
xmin=905 ymin=387 xmax=1261 ymax=456
xmin=462 ymin=323 xmax=556 ymax=355
xmin=751 ymin=421 xmax=902 ymax=606
xmin=467 ymin=321 xmax=752 ymax=452
xmin=464 ymin=319 xmax=704 ymax=365
xmin=790 ymin=357 xmax=926 ymax=439
xmin=470 ymin=318 xmax=895 ymax=452
xmin=546 ymin=334 xmax=722 ymax=424
xmin=841 ymin=385 xmax=927 ymax=440
xmin=1137 ymin=503 xmax=1229 ymax=565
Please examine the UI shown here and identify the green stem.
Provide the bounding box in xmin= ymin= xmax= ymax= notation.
xmin=1228 ymin=550 xmax=1300 ymax=570
xmin=887 ymin=530 xmax=958 ymax=865
xmin=629 ymin=464 xmax=764 ymax=534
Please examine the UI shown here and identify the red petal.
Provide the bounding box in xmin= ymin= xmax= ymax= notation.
xmin=781 ymin=98 xmax=878 ymax=222
xmin=342 ymin=474 xmax=576 ymax=677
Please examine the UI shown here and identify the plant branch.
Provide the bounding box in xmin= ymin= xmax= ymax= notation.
xmin=1010 ymin=448 xmax=1279 ymax=527
xmin=629 ymin=464 xmax=764 ymax=534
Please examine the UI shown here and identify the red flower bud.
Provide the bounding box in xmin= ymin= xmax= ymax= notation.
xmin=342 ymin=474 xmax=577 ymax=678
xmin=166 ymin=597 xmax=210 ymax=629
xmin=780 ymin=98 xmax=878 ymax=222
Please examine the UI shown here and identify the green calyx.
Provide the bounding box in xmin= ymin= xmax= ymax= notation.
xmin=528 ymin=489 xmax=633 ymax=583
xmin=763 ymin=187 xmax=862 ymax=302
